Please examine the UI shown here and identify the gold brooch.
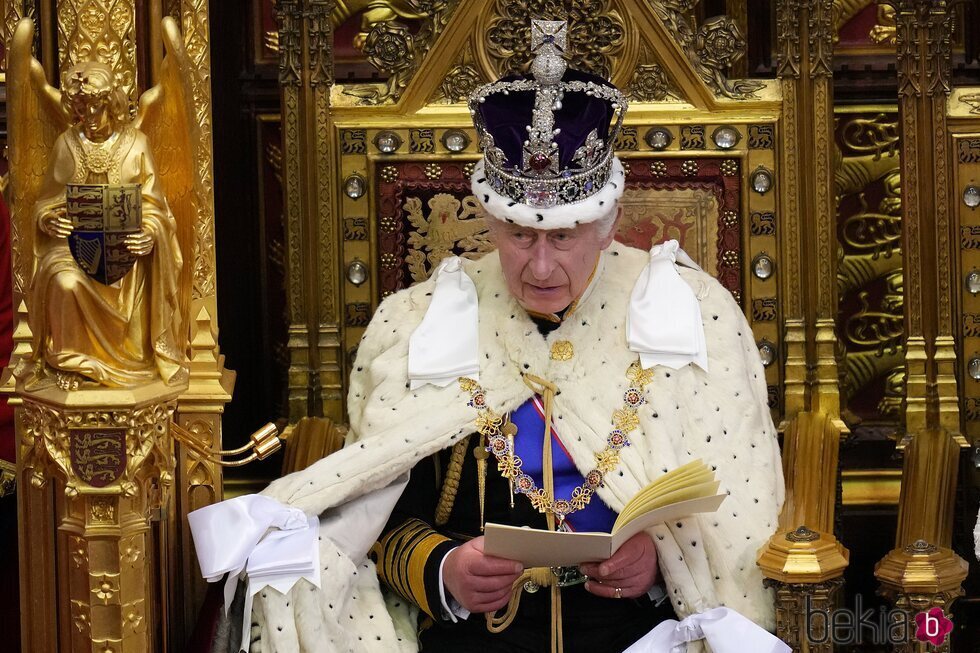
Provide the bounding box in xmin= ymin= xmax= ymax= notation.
xmin=550 ymin=340 xmax=574 ymax=361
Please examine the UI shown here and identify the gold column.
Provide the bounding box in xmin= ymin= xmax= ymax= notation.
xmin=760 ymin=2 xmax=849 ymax=650
xmin=18 ymin=384 xmax=182 ymax=652
xmin=169 ymin=0 xmax=234 ymax=642
xmin=5 ymin=1 xmax=232 ymax=649
xmin=874 ymin=3 xmax=969 ymax=647
xmin=274 ymin=0 xmax=341 ymax=422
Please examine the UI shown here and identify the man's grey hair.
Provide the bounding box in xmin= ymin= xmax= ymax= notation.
xmin=594 ymin=203 xmax=620 ymax=239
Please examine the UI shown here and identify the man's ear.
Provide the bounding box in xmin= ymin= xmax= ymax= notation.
xmin=599 ymin=206 xmax=622 ymax=250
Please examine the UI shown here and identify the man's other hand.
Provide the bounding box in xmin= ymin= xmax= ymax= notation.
xmin=443 ymin=536 xmax=523 ymax=613
xmin=580 ymin=531 xmax=659 ymax=599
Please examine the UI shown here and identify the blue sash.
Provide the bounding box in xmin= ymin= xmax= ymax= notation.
xmin=510 ymin=397 xmax=617 ymax=533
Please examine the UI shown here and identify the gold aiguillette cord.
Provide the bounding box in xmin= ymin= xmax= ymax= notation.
xmin=524 ymin=373 xmax=563 ymax=653
xmin=485 ymin=374 xmax=564 ymax=653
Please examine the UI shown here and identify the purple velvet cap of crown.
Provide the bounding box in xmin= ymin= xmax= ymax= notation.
xmin=475 ymin=68 xmax=616 ymax=172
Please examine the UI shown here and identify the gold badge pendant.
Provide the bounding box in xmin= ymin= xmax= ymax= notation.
xmin=550 ymin=340 xmax=574 ymax=361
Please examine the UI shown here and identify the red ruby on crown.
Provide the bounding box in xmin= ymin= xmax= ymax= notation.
xmin=529 ymin=152 xmax=551 ymax=171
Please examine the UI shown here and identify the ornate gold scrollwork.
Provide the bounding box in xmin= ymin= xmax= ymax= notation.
xmin=835 ymin=112 xmax=906 ymax=420
xmin=650 ymin=0 xmax=763 ymax=99
xmin=56 ymin=1 xmax=138 ymax=104
xmin=20 ymin=398 xmax=175 ymax=498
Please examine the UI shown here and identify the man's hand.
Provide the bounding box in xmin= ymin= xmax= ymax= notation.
xmin=40 ymin=207 xmax=73 ymax=238
xmin=124 ymin=229 xmax=154 ymax=256
xmin=580 ymin=531 xmax=659 ymax=599
xmin=443 ymin=536 xmax=523 ymax=613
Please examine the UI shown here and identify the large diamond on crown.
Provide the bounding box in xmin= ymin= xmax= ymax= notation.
xmin=526 ymin=183 xmax=559 ymax=209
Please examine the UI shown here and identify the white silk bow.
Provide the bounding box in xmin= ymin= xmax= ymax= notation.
xmin=408 ymin=255 xmax=480 ymax=389
xmin=189 ymin=476 xmax=412 ymax=652
xmin=624 ymin=607 xmax=791 ymax=653
xmin=189 ymin=495 xmax=321 ymax=652
xmin=627 ymin=240 xmax=708 ymax=371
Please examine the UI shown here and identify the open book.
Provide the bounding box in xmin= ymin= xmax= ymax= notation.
xmin=483 ymin=460 xmax=726 ymax=567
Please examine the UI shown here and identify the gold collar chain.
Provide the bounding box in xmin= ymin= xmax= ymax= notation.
xmin=459 ymin=360 xmax=655 ymax=524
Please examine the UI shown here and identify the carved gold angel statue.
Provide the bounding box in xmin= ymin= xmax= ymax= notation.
xmin=8 ymin=17 xmax=201 ymax=391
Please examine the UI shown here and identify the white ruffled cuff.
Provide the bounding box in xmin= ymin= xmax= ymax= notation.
xmin=188 ymin=495 xmax=321 ymax=653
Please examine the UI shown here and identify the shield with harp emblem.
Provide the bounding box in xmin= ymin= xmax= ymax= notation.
xmin=66 ymin=183 xmax=142 ymax=285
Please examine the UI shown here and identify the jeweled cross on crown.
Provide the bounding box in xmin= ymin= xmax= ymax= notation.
xmin=531 ymin=20 xmax=567 ymax=54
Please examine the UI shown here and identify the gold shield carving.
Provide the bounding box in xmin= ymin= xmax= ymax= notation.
xmin=69 ymin=427 xmax=127 ymax=488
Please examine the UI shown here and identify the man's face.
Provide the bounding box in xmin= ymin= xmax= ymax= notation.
xmin=488 ymin=215 xmax=618 ymax=314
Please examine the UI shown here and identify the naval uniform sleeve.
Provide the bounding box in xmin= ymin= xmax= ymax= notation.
xmin=370 ymin=449 xmax=460 ymax=621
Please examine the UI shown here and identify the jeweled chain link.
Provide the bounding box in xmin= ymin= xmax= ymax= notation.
xmin=459 ymin=361 xmax=652 ymax=522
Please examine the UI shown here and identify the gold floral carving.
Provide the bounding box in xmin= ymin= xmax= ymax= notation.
xmin=344 ymin=1 xmax=460 ymax=105
xmin=649 ymin=0 xmax=762 ymax=99
xmin=89 ymin=496 xmax=117 ymax=524
xmin=56 ymin=1 xmax=137 ymax=105
xmin=431 ymin=44 xmax=486 ymax=104
xmin=122 ymin=600 xmax=145 ymax=633
xmin=91 ymin=572 xmax=120 ymax=604
xmin=627 ymin=43 xmax=679 ymax=102
xmin=70 ymin=599 xmax=91 ymax=635
xmin=332 ymin=0 xmax=429 ymax=49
